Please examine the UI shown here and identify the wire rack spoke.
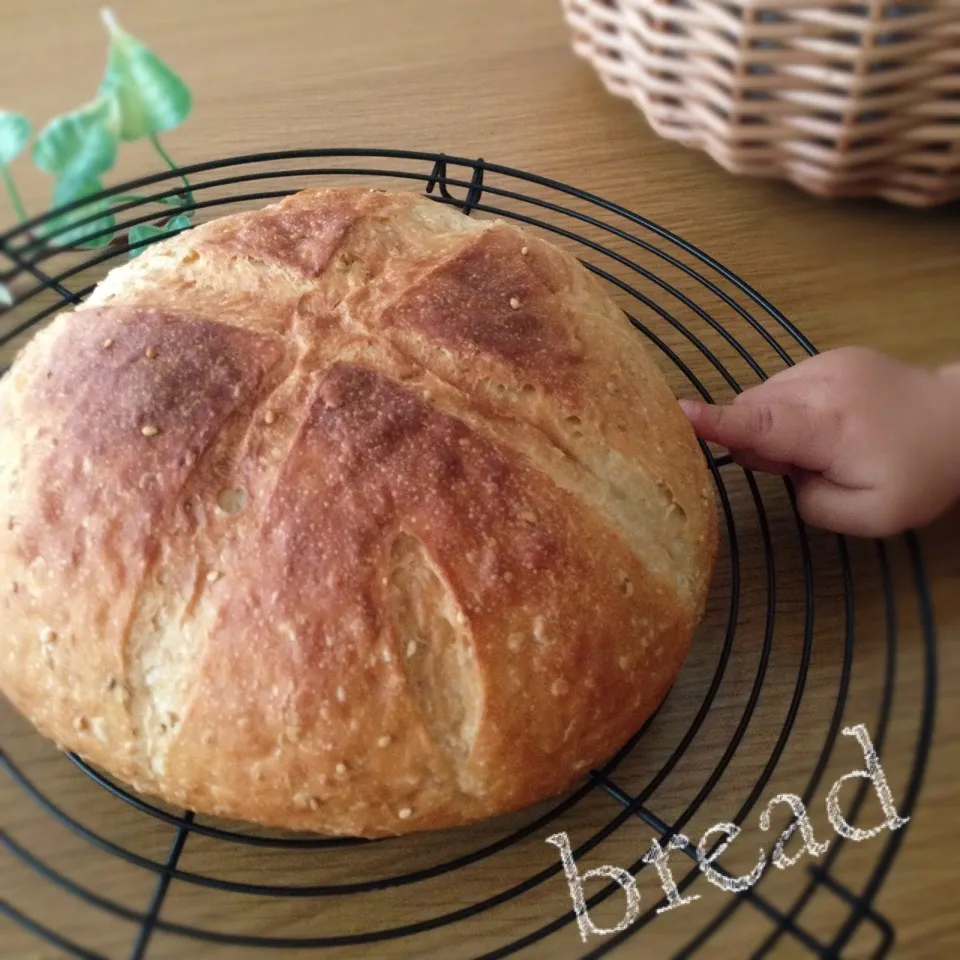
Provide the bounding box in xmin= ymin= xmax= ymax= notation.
xmin=129 ymin=812 xmax=195 ymax=960
xmin=809 ymin=867 xmax=895 ymax=958
xmin=0 ymin=239 xmax=84 ymax=308
xmin=0 ymin=150 xmax=936 ymax=960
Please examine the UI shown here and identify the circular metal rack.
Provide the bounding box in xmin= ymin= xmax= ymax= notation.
xmin=0 ymin=150 xmax=937 ymax=960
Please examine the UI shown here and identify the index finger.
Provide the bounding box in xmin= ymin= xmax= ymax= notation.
xmin=678 ymin=395 xmax=842 ymax=473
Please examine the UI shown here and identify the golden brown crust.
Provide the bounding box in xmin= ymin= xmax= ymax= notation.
xmin=0 ymin=187 xmax=717 ymax=837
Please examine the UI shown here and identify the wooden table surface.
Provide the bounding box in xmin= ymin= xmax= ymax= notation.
xmin=1 ymin=2 xmax=958 ymax=959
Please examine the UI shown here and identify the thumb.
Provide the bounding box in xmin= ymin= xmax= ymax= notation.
xmin=792 ymin=473 xmax=896 ymax=538
xmin=679 ymin=393 xmax=842 ymax=474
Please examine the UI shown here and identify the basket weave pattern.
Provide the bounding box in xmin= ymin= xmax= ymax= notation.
xmin=560 ymin=0 xmax=960 ymax=206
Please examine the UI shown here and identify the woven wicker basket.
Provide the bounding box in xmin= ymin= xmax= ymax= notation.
xmin=560 ymin=0 xmax=960 ymax=207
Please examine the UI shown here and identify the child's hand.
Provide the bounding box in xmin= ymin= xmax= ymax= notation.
xmin=679 ymin=347 xmax=960 ymax=537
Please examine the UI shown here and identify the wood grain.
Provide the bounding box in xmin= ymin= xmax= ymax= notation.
xmin=1 ymin=2 xmax=958 ymax=959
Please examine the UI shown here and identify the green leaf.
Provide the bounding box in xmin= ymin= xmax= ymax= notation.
xmin=42 ymin=175 xmax=116 ymax=249
xmin=32 ymin=98 xmax=118 ymax=181
xmin=163 ymin=212 xmax=192 ymax=233
xmin=128 ymin=211 xmax=191 ymax=257
xmin=0 ymin=111 xmax=30 ymax=166
xmin=127 ymin=222 xmax=166 ymax=256
xmin=100 ymin=8 xmax=192 ymax=142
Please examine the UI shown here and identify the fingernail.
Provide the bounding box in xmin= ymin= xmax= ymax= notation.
xmin=678 ymin=399 xmax=699 ymax=417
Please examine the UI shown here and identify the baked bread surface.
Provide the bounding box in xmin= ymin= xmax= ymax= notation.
xmin=0 ymin=188 xmax=717 ymax=836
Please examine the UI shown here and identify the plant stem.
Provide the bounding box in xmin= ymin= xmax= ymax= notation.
xmin=149 ymin=133 xmax=193 ymax=204
xmin=101 ymin=7 xmax=120 ymax=35
xmin=1 ymin=165 xmax=28 ymax=223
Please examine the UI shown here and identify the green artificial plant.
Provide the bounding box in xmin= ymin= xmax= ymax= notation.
xmin=0 ymin=8 xmax=196 ymax=306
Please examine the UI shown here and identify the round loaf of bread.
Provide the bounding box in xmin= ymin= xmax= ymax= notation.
xmin=0 ymin=188 xmax=717 ymax=837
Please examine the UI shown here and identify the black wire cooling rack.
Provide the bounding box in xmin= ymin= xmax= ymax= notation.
xmin=0 ymin=149 xmax=938 ymax=960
